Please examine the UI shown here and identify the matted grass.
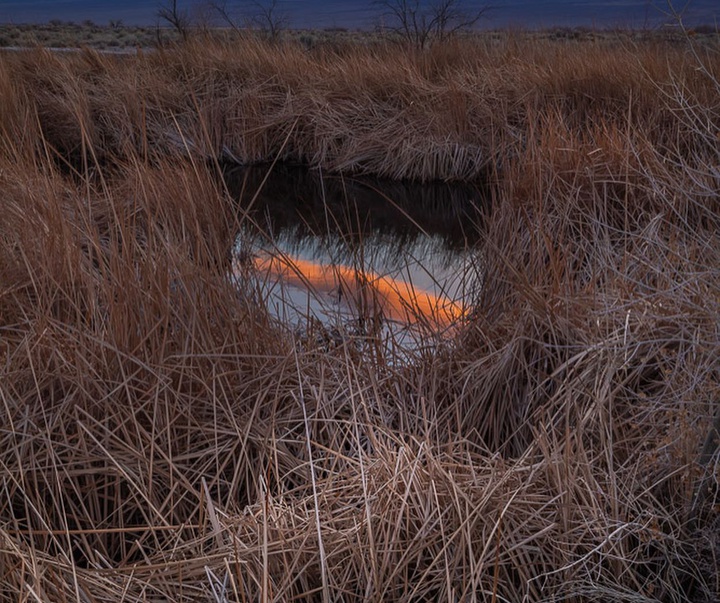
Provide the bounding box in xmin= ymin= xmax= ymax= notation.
xmin=0 ymin=33 xmax=718 ymax=602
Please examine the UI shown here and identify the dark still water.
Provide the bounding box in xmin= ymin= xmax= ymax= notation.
xmin=226 ymin=164 xmax=485 ymax=347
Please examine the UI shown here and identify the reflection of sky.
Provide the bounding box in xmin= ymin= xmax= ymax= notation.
xmin=237 ymin=223 xmax=481 ymax=343
xmin=229 ymin=162 xmax=482 ymax=343
xmin=259 ymin=226 xmax=478 ymax=303
xmin=0 ymin=0 xmax=716 ymax=27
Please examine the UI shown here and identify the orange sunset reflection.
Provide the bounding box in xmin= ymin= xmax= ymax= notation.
xmin=254 ymin=253 xmax=469 ymax=328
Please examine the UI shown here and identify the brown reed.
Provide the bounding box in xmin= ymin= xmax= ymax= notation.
xmin=0 ymin=32 xmax=718 ymax=602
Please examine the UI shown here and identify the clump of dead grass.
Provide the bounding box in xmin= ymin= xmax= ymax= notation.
xmin=1 ymin=33 xmax=718 ymax=180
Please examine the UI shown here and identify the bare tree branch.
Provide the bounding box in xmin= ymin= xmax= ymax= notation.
xmin=374 ymin=0 xmax=490 ymax=48
xmin=157 ymin=0 xmax=192 ymax=41
xmin=209 ymin=0 xmax=246 ymax=34
xmin=250 ymin=0 xmax=288 ymax=40
xmin=209 ymin=0 xmax=287 ymax=40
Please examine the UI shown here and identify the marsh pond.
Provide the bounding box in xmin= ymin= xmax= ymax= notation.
xmin=226 ymin=164 xmax=485 ymax=349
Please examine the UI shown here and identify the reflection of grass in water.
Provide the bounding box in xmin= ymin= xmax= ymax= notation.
xmin=236 ymin=163 xmax=482 ymax=340
xmin=1 ymin=33 xmax=719 ymax=602
xmin=243 ymin=179 xmax=481 ymax=348
xmin=263 ymin=224 xmax=474 ymax=294
xmin=224 ymin=163 xmax=485 ymax=246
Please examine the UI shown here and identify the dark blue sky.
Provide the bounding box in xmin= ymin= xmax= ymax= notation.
xmin=0 ymin=1 xmax=716 ymax=29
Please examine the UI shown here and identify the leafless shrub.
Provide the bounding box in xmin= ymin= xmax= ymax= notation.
xmin=211 ymin=0 xmax=287 ymax=40
xmin=158 ymin=0 xmax=192 ymax=41
xmin=374 ymin=0 xmax=491 ymax=48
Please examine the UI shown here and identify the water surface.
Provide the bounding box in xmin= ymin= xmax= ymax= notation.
xmin=227 ymin=164 xmax=485 ymax=347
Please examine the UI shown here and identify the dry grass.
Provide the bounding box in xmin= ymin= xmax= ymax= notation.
xmin=1 ymin=32 xmax=716 ymax=180
xmin=0 ymin=33 xmax=718 ymax=602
